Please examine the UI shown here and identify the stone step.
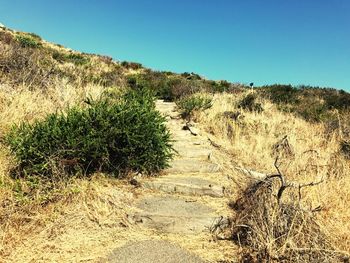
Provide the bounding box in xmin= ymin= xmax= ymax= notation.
xmin=174 ymin=147 xmax=212 ymax=160
xmin=171 ymin=136 xmax=209 ymax=146
xmin=166 ymin=159 xmax=220 ymax=174
xmin=131 ymin=196 xmax=219 ymax=234
xmin=108 ymin=240 xmax=206 ymax=263
xmin=141 ymin=174 xmax=224 ymax=197
xmin=173 ymin=141 xmax=209 ymax=149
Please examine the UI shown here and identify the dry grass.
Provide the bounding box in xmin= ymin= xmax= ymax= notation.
xmin=1 ymin=25 xmax=349 ymax=262
xmin=0 ymin=27 xmax=146 ymax=262
xmin=0 ymin=174 xmax=136 ymax=262
xmin=194 ymin=92 xmax=350 ymax=260
xmin=231 ymin=178 xmax=339 ymax=262
xmin=0 ymin=73 xmax=132 ymax=261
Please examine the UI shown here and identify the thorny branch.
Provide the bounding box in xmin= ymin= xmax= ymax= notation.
xmin=266 ymin=156 xmax=324 ymax=203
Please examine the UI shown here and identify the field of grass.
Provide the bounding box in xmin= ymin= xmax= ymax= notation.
xmin=0 ymin=25 xmax=349 ymax=262
xmin=191 ymin=92 xmax=350 ymax=261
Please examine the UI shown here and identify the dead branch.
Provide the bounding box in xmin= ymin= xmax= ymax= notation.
xmin=268 ymin=157 xmax=324 ymax=203
xmin=208 ymin=137 xmax=221 ymax=149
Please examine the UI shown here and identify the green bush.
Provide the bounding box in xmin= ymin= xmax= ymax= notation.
xmin=261 ymin=84 xmax=300 ymax=104
xmin=52 ymin=51 xmax=89 ymax=65
xmin=66 ymin=53 xmax=89 ymax=65
xmin=297 ymin=102 xmax=329 ymax=122
xmin=16 ymin=35 xmax=41 ymax=48
xmin=212 ymin=80 xmax=231 ymax=93
xmin=121 ymin=61 xmax=142 ymax=70
xmin=238 ymin=94 xmax=263 ymax=113
xmin=324 ymin=90 xmax=350 ymax=110
xmin=176 ymin=94 xmax=213 ymax=119
xmin=127 ymin=72 xmax=177 ymax=101
xmin=27 ymin=32 xmax=42 ymax=40
xmin=6 ymin=89 xmax=173 ymax=178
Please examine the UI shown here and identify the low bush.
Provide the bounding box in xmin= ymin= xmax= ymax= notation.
xmin=238 ymin=94 xmax=263 ymax=113
xmin=52 ymin=51 xmax=89 ymax=65
xmin=0 ymin=31 xmax=15 ymax=45
xmin=261 ymin=84 xmax=300 ymax=104
xmin=0 ymin=43 xmax=54 ymax=88
xmin=27 ymin=32 xmax=42 ymax=40
xmin=121 ymin=61 xmax=142 ymax=70
xmin=176 ymin=94 xmax=212 ymax=119
xmin=325 ymin=90 xmax=350 ymax=110
xmin=127 ymin=72 xmax=172 ymax=100
xmin=340 ymin=140 xmax=350 ymax=159
xmin=6 ymin=89 xmax=173 ymax=178
xmin=214 ymin=80 xmax=232 ymax=93
xmin=231 ymin=178 xmax=338 ymax=262
xmin=297 ymin=102 xmax=330 ymax=122
xmin=66 ymin=53 xmax=89 ymax=65
xmin=16 ymin=35 xmax=41 ymax=48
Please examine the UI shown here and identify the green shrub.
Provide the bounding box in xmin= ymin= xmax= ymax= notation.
xmin=261 ymin=84 xmax=300 ymax=104
xmin=16 ymin=35 xmax=41 ymax=48
xmin=52 ymin=51 xmax=89 ymax=65
xmin=121 ymin=61 xmax=142 ymax=70
xmin=52 ymin=51 xmax=66 ymax=62
xmin=297 ymin=102 xmax=329 ymax=122
xmin=27 ymin=32 xmax=42 ymax=40
xmin=6 ymin=89 xmax=173 ymax=178
xmin=127 ymin=72 xmax=176 ymax=101
xmin=181 ymin=72 xmax=202 ymax=80
xmin=215 ymin=80 xmax=231 ymax=93
xmin=238 ymin=94 xmax=263 ymax=113
xmin=324 ymin=90 xmax=350 ymax=110
xmin=176 ymin=94 xmax=213 ymax=119
xmin=66 ymin=53 xmax=89 ymax=65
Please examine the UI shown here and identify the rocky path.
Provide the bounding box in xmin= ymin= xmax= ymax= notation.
xmin=108 ymin=101 xmax=235 ymax=263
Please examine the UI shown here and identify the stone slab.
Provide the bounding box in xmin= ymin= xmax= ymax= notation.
xmin=133 ymin=196 xmax=217 ymax=233
xmin=141 ymin=175 xmax=224 ymax=197
xmin=108 ymin=240 xmax=206 ymax=263
xmin=166 ymin=159 xmax=220 ymax=174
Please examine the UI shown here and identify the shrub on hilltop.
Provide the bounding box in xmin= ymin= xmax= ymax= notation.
xmin=16 ymin=35 xmax=42 ymax=48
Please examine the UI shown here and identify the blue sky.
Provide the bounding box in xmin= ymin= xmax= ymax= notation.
xmin=1 ymin=0 xmax=349 ymax=90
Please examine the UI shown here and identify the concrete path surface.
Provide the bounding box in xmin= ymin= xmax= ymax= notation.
xmin=108 ymin=100 xmax=233 ymax=263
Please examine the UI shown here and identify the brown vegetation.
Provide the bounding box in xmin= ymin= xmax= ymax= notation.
xmin=194 ymin=92 xmax=350 ymax=261
xmin=1 ymin=25 xmax=350 ymax=262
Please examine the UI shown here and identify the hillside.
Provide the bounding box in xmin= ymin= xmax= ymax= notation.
xmin=0 ymin=25 xmax=350 ymax=262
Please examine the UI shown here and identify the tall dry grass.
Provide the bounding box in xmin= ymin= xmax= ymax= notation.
xmin=194 ymin=92 xmax=350 ymax=259
xmin=0 ymin=80 xmax=117 ymax=258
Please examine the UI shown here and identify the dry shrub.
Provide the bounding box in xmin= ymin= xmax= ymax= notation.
xmin=0 ymin=30 xmax=15 ymax=45
xmin=231 ymin=178 xmax=348 ymax=263
xmin=195 ymin=92 xmax=350 ymax=257
xmin=340 ymin=140 xmax=350 ymax=159
xmin=0 ymin=42 xmax=55 ymax=89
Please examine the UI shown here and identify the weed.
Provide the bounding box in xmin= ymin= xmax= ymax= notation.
xmin=176 ymin=94 xmax=213 ymax=119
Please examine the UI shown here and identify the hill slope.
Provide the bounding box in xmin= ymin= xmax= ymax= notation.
xmin=0 ymin=25 xmax=350 ymax=262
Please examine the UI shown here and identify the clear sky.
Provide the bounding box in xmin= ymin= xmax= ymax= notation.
xmin=0 ymin=0 xmax=349 ymax=90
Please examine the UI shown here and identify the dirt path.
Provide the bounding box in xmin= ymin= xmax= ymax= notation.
xmin=107 ymin=101 xmax=236 ymax=262
xmin=5 ymin=100 xmax=238 ymax=263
